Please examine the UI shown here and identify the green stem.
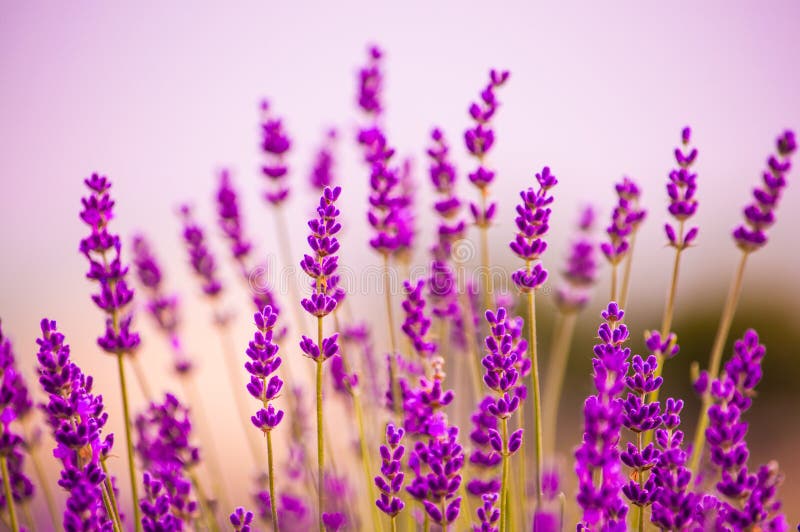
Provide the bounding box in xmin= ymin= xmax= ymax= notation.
xmin=354 ymin=393 xmax=383 ymax=532
xmin=267 ymin=431 xmax=279 ymax=532
xmin=689 ymin=251 xmax=749 ymax=476
xmin=499 ymin=418 xmax=509 ymax=532
xmin=1 ymin=456 xmax=19 ymax=532
xmin=479 ymin=188 xmax=493 ymax=313
xmin=100 ymin=481 xmax=121 ymax=532
xmin=619 ymin=231 xmax=638 ymax=311
xmin=611 ymin=263 xmax=618 ymax=303
xmin=382 ymin=255 xmax=401 ymax=417
xmin=116 ymin=353 xmax=143 ymax=531
xmin=101 ymin=458 xmax=123 ymax=530
xmin=527 ymin=289 xmax=544 ymax=507
xmin=542 ymin=311 xmax=578 ymax=456
xmin=391 ymin=515 xmax=397 ymax=532
xmin=316 ymin=312 xmax=325 ymax=532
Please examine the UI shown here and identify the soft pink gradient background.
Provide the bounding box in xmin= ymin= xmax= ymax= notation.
xmin=2 ymin=1 xmax=799 ymax=526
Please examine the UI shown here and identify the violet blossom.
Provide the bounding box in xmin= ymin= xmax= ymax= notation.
xmin=664 ymin=126 xmax=700 ymax=249
xmin=260 ymin=100 xmax=292 ymax=206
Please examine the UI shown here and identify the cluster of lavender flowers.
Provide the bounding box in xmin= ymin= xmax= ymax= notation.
xmin=2 ymin=44 xmax=798 ymax=532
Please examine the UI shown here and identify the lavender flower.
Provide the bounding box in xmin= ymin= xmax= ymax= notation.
xmin=357 ymin=45 xmax=383 ymax=117
xmin=601 ymin=177 xmax=646 ymax=267
xmin=510 ymin=166 xmax=557 ymax=292
xmin=140 ymin=472 xmax=182 ymax=532
xmin=664 ymin=126 xmax=700 ymax=249
xmin=375 ymin=423 xmax=405 ymax=518
xmin=179 ymin=205 xmax=224 ymax=299
xmin=467 ymin=397 xmax=501 ymax=497
xmin=428 ymin=128 xmax=466 ymax=254
xmin=260 ymin=100 xmax=292 ymax=206
xmin=362 ymin=127 xmax=402 ymax=255
xmin=216 ymin=169 xmax=253 ymax=263
xmin=309 ymin=129 xmax=337 ymax=190
xmin=230 ymin=507 xmax=254 ymax=532
xmin=555 ymin=205 xmax=598 ymax=312
xmin=473 ymin=493 xmax=500 ymax=532
xmin=79 ymin=173 xmax=140 ymax=355
xmin=36 ymin=318 xmax=115 ymax=530
xmin=246 ymin=306 xmax=285 ymax=433
xmin=733 ymin=130 xmax=796 ymax=252
xmin=696 ymin=330 xmax=789 ymax=530
xmin=131 ymin=234 xmax=192 ymax=374
xmin=575 ymin=303 xmax=630 ymax=531
xmin=464 ymin=69 xmax=510 ymax=230
xmin=401 ymin=279 xmax=436 ymax=358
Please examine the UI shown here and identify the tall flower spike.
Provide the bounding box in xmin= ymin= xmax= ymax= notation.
xmin=601 ymin=176 xmax=646 ymax=304
xmin=309 ymin=129 xmax=338 ymax=191
xmin=216 ymin=169 xmax=253 ymax=264
xmin=300 ymin=186 xmax=343 ymax=531
xmin=555 ymin=205 xmax=598 ymax=312
xmin=428 ymin=127 xmax=466 ymax=255
xmin=733 ymin=130 xmax=796 ymax=252
xmin=357 ymin=45 xmax=383 ymax=117
xmin=79 ymin=173 xmax=142 ymax=528
xmin=374 ymin=423 xmax=405 ymax=519
xmin=401 ymin=279 xmax=436 ymax=358
xmin=179 ymin=205 xmax=224 ymax=299
xmin=696 ymin=330 xmax=789 ymax=530
xmin=575 ymin=303 xmax=630 ymax=531
xmin=665 ymin=126 xmax=700 ymax=249
xmin=260 ymin=100 xmax=292 ymax=206
xmin=36 ymin=318 xmax=116 ymax=530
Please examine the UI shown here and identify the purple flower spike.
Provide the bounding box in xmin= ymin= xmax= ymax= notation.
xmin=665 ymin=126 xmax=700 ymax=249
xmin=36 ymin=318 xmax=114 ymax=530
xmin=474 ymin=492 xmax=500 ymax=532
xmin=179 ymin=205 xmax=224 ymax=298
xmin=246 ymin=306 xmax=284 ymax=433
xmin=575 ymin=303 xmax=631 ymax=531
xmin=80 ymin=173 xmax=140 ymax=355
xmin=465 ymin=69 xmax=510 ymax=229
xmin=733 ymin=130 xmax=796 ymax=252
xmin=131 ymin=235 xmax=193 ymax=374
xmin=216 ymin=169 xmax=253 ymax=262
xmin=362 ymin=127 xmax=403 ymax=255
xmin=259 ymin=99 xmax=292 ymax=206
xmin=401 ymin=279 xmax=437 ymax=358
xmin=555 ymin=205 xmax=598 ymax=312
xmin=357 ymin=45 xmax=383 ymax=117
xmin=428 ymin=127 xmax=466 ymax=255
xmin=140 ymin=471 xmax=182 ymax=532
xmin=230 ymin=507 xmax=254 ymax=532
xmin=375 ymin=423 xmax=406 ymax=518
xmin=510 ymin=167 xmax=557 ymax=293
xmin=602 ymin=177 xmax=646 ymax=266
xmin=309 ymin=128 xmax=338 ymax=190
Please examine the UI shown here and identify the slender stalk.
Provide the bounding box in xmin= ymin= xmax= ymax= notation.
xmin=619 ymin=232 xmax=638 ymax=310
xmin=689 ymin=251 xmax=749 ymax=476
xmin=217 ymin=320 xmax=265 ymax=469
xmin=315 ymin=356 xmax=324 ymax=532
xmin=130 ymin=356 xmax=154 ymax=402
xmin=498 ymin=418 xmax=509 ymax=532
xmin=479 ymin=188 xmax=493 ymax=313
xmin=527 ymin=288 xmax=544 ymax=507
xmin=101 ymin=458 xmax=123 ymax=530
xmin=188 ymin=468 xmax=220 ymax=532
xmin=21 ymin=419 xmax=60 ymax=531
xmin=390 ymin=516 xmax=397 ymax=532
xmin=441 ymin=499 xmax=447 ymax=532
xmin=267 ymin=431 xmax=279 ymax=531
xmin=354 ymin=392 xmax=383 ymax=532
xmin=611 ymin=263 xmax=618 ymax=303
xmin=116 ymin=353 xmax=142 ymax=531
xmin=382 ymin=254 xmax=401 ymax=416
xmin=542 ymin=311 xmax=578 ymax=456
xmin=99 ymin=481 xmax=121 ymax=532
xmin=423 ymin=513 xmax=430 ymax=532
xmin=1 ymin=456 xmax=19 ymax=532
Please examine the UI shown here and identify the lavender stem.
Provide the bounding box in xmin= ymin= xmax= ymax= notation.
xmin=618 ymin=231 xmax=638 ymax=310
xmin=100 ymin=458 xmax=122 ymax=530
xmin=542 ymin=310 xmax=578 ymax=456
xmin=527 ymin=288 xmax=544 ymax=509
xmin=1 ymin=456 xmax=19 ymax=532
xmin=267 ymin=431 xmax=278 ymax=531
xmin=115 ymin=352 xmax=143 ymax=531
xmin=382 ymin=254 xmax=401 ymax=415
xmin=689 ymin=250 xmax=749 ymax=476
xmin=498 ymin=417 xmax=509 ymax=532
xmin=99 ymin=479 xmax=120 ymax=532
xmin=315 ymin=354 xmax=324 ymax=532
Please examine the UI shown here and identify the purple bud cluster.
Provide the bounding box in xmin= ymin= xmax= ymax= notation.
xmin=179 ymin=206 xmax=224 ymax=298
xmin=401 ymin=279 xmax=436 ymax=358
xmin=136 ymin=394 xmax=199 ymax=530
xmin=357 ymin=45 xmax=383 ymax=117
xmin=428 ymin=128 xmax=466 ymax=254
xmin=474 ymin=493 xmax=500 ymax=532
xmin=0 ymin=324 xmax=34 ymax=510
xmin=601 ymin=177 xmax=646 ymax=265
xmin=36 ymin=319 xmax=114 ymax=530
xmin=245 ymin=306 xmax=285 ymax=432
xmin=555 ymin=205 xmax=598 ymax=312
xmin=510 ymin=166 xmax=557 ymax=292
xmin=216 ymin=169 xmax=253 ymax=263
xmin=481 ymin=308 xmax=527 ymax=428
xmin=695 ymin=330 xmax=788 ymax=530
xmin=131 ymin=235 xmax=192 ymax=374
xmin=406 ymin=425 xmax=464 ymax=527
xmin=620 ymin=332 xmax=675 ymax=510
xmin=395 ymin=158 xmax=417 ymax=262
xmin=300 ymin=186 xmax=343 ymax=361
xmin=230 ymin=507 xmax=254 ymax=532
xmin=79 ymin=173 xmax=140 ymax=355
xmin=309 ymin=129 xmax=338 ymax=191
xmin=362 ymin=127 xmax=404 ymax=255
xmin=464 ymin=69 xmax=509 ymax=228
xmin=664 ymin=126 xmax=700 ymax=249
xmin=575 ymin=303 xmax=630 ymax=531
xmin=733 ymin=130 xmax=796 ymax=252
xmin=260 ymin=99 xmax=292 ymax=206
xmin=374 ymin=423 xmax=405 ymax=517
xmin=467 ymin=397 xmax=501 ymax=496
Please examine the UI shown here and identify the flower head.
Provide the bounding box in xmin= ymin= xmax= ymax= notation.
xmin=357 ymin=45 xmax=383 ymax=117
xmin=555 ymin=205 xmax=598 ymax=311
xmin=246 ymin=306 xmax=285 ymax=433
xmin=601 ymin=177 xmax=647 ymax=265
xmin=216 ymin=169 xmax=253 ymax=262
xmin=309 ymin=129 xmax=338 ymax=190
xmin=179 ymin=205 xmax=224 ymax=298
xmin=375 ymin=423 xmax=406 ymax=517
xmin=665 ymin=126 xmax=700 ymax=249
xmin=260 ymin=100 xmax=292 ymax=206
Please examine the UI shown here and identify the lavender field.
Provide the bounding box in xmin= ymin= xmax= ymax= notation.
xmin=1 ymin=3 xmax=799 ymax=531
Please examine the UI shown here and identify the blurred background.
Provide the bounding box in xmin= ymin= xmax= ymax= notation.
xmin=1 ymin=0 xmax=799 ymax=528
